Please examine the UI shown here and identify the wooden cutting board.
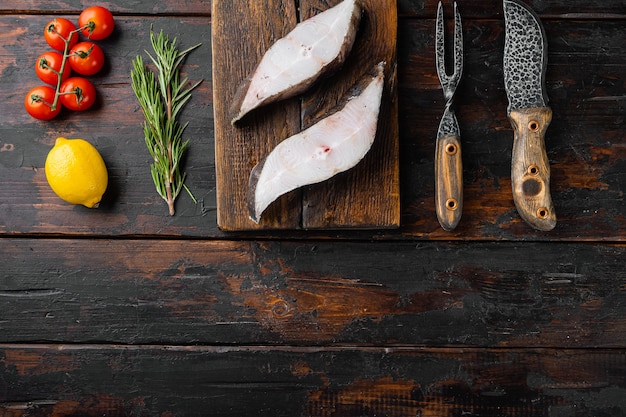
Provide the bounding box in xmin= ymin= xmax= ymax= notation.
xmin=212 ymin=0 xmax=399 ymax=231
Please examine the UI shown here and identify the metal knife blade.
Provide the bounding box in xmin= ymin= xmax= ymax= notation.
xmin=503 ymin=0 xmax=556 ymax=231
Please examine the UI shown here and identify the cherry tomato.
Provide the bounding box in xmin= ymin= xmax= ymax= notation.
xmin=44 ymin=17 xmax=78 ymax=51
xmin=78 ymin=6 xmax=115 ymax=40
xmin=35 ymin=51 xmax=71 ymax=86
xmin=68 ymin=42 xmax=105 ymax=76
xmin=24 ymin=85 xmax=62 ymax=120
xmin=60 ymin=77 xmax=97 ymax=111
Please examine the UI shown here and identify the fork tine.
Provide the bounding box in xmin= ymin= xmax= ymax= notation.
xmin=436 ymin=1 xmax=463 ymax=100
xmin=435 ymin=2 xmax=447 ymax=82
xmin=453 ymin=2 xmax=464 ymax=80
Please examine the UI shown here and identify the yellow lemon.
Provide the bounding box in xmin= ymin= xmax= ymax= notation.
xmin=45 ymin=137 xmax=108 ymax=208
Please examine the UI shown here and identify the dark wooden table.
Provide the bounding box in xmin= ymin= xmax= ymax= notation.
xmin=1 ymin=1 xmax=625 ymax=415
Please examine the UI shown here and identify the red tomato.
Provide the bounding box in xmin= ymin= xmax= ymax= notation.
xmin=35 ymin=51 xmax=71 ymax=86
xmin=24 ymin=85 xmax=62 ymax=120
xmin=78 ymin=6 xmax=115 ymax=40
xmin=44 ymin=17 xmax=78 ymax=51
xmin=68 ymin=42 xmax=105 ymax=75
xmin=60 ymin=77 xmax=97 ymax=111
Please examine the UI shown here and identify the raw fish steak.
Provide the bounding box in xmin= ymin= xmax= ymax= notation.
xmin=247 ymin=62 xmax=385 ymax=223
xmin=230 ymin=0 xmax=362 ymax=124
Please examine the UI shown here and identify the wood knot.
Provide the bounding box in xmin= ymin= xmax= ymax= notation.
xmin=522 ymin=178 xmax=542 ymax=196
xmin=271 ymin=300 xmax=291 ymax=317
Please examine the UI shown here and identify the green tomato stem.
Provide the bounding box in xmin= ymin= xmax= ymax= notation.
xmin=49 ymin=25 xmax=89 ymax=111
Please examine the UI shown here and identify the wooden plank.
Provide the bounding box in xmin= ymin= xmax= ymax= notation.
xmin=0 ymin=1 xmax=625 ymax=414
xmin=1 ymin=345 xmax=625 ymax=416
xmin=396 ymin=0 xmax=626 ymax=18
xmin=397 ymin=17 xmax=626 ymax=239
xmin=1 ymin=0 xmax=625 ymax=18
xmin=0 ymin=16 xmax=623 ymax=239
xmin=0 ymin=1 xmax=212 ymax=14
xmin=2 ymin=238 xmax=626 ymax=347
xmin=299 ymin=0 xmax=399 ymax=229
xmin=0 ymin=15 xmax=215 ymax=236
xmin=211 ymin=0 xmax=302 ymax=230
xmin=212 ymin=0 xmax=400 ymax=231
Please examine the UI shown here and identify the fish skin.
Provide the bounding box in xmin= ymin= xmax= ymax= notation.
xmin=230 ymin=0 xmax=362 ymax=125
xmin=247 ymin=62 xmax=385 ymax=223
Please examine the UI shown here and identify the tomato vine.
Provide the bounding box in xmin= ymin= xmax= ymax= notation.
xmin=25 ymin=7 xmax=115 ymax=120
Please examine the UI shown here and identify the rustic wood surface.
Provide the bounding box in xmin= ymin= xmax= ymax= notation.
xmin=0 ymin=0 xmax=625 ymax=416
xmin=2 ymin=345 xmax=624 ymax=417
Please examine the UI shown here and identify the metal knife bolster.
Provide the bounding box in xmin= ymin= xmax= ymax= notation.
xmin=508 ymin=106 xmax=556 ymax=231
xmin=435 ymin=107 xmax=463 ymax=231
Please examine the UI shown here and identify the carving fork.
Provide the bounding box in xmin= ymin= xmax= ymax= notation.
xmin=435 ymin=1 xmax=464 ymax=231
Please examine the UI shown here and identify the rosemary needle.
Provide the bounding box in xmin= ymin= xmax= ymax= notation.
xmin=131 ymin=28 xmax=202 ymax=216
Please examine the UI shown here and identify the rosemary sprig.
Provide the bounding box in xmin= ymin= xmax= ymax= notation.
xmin=130 ymin=28 xmax=202 ymax=215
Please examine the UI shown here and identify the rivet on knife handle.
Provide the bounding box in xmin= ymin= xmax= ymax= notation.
xmin=509 ymin=107 xmax=556 ymax=231
xmin=434 ymin=1 xmax=463 ymax=231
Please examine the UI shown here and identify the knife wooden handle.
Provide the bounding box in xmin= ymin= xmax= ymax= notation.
xmin=509 ymin=107 xmax=556 ymax=231
xmin=435 ymin=134 xmax=463 ymax=231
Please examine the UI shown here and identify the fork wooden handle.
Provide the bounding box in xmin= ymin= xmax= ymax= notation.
xmin=435 ymin=134 xmax=463 ymax=231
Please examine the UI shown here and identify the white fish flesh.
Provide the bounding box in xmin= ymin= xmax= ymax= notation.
xmin=247 ymin=62 xmax=385 ymax=223
xmin=230 ymin=0 xmax=362 ymax=124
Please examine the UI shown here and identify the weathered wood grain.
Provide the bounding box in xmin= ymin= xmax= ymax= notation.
xmin=508 ymin=107 xmax=556 ymax=232
xmin=212 ymin=0 xmax=400 ymax=231
xmin=1 ymin=345 xmax=624 ymax=417
xmin=435 ymin=133 xmax=464 ymax=231
xmin=211 ymin=0 xmax=302 ymax=231
xmin=0 ymin=13 xmax=623 ymax=239
xmin=297 ymin=0 xmax=400 ymax=230
xmin=0 ymin=15 xmax=214 ymax=235
xmin=397 ymin=17 xmax=626 ymax=239
xmin=0 ymin=1 xmax=625 ymax=415
xmin=398 ymin=0 xmax=626 ymax=18
xmin=1 ymin=0 xmax=625 ymax=18
xmin=0 ymin=1 xmax=211 ymax=15
xmin=2 ymin=238 xmax=625 ymax=347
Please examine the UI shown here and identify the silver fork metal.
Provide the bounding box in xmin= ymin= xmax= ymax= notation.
xmin=434 ymin=1 xmax=464 ymax=231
